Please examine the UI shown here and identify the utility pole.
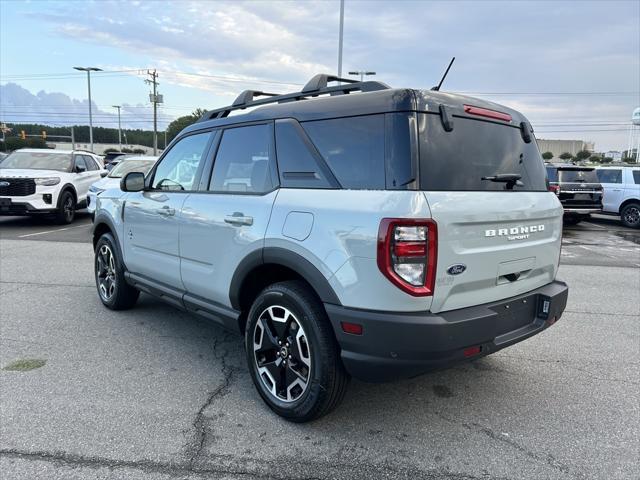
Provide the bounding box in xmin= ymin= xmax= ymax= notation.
xmin=73 ymin=67 xmax=102 ymax=152
xmin=337 ymin=0 xmax=344 ymax=77
xmin=112 ymin=105 xmax=122 ymax=151
xmin=348 ymin=70 xmax=376 ymax=82
xmin=146 ymin=70 xmax=161 ymax=155
xmin=71 ymin=126 xmax=75 ymax=150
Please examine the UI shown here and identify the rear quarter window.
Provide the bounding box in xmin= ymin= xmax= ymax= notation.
xmin=418 ymin=113 xmax=547 ymax=191
xmin=302 ymin=115 xmax=385 ymax=189
xmin=632 ymin=170 xmax=640 ymax=184
xmin=596 ymin=169 xmax=622 ymax=183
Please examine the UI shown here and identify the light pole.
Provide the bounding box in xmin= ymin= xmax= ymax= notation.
xmin=337 ymin=0 xmax=344 ymax=77
xmin=112 ymin=105 xmax=122 ymax=151
xmin=73 ymin=66 xmax=102 ymax=152
xmin=348 ymin=70 xmax=376 ymax=82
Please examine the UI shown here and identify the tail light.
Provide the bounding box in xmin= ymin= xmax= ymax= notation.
xmin=377 ymin=219 xmax=437 ymax=296
xmin=548 ymin=184 xmax=560 ymax=195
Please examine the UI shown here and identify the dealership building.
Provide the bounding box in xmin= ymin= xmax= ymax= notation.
xmin=536 ymin=139 xmax=595 ymax=160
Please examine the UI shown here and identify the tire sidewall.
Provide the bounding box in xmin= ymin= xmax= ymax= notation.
xmin=621 ymin=203 xmax=640 ymax=228
xmin=245 ymin=286 xmax=330 ymax=420
xmin=94 ymin=233 xmax=122 ymax=308
xmin=58 ymin=191 xmax=75 ymax=224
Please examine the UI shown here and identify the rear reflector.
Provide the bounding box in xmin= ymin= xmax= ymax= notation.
xmin=341 ymin=322 xmax=363 ymax=335
xmin=548 ymin=184 xmax=560 ymax=194
xmin=463 ymin=345 xmax=482 ymax=357
xmin=464 ymin=105 xmax=512 ymax=123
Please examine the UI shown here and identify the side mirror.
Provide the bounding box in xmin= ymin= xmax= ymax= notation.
xmin=100 ymin=171 xmax=108 ymax=178
xmin=121 ymin=171 xmax=145 ymax=192
xmin=75 ymin=164 xmax=87 ymax=173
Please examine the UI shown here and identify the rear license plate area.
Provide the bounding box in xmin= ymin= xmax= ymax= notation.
xmin=495 ymin=297 xmax=537 ymax=334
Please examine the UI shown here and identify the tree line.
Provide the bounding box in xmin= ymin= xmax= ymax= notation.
xmin=541 ymin=150 xmax=636 ymax=164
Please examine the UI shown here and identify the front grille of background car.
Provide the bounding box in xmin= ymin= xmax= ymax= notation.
xmin=0 ymin=178 xmax=36 ymax=196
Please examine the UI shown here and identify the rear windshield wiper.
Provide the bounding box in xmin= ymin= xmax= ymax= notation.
xmin=481 ymin=173 xmax=523 ymax=190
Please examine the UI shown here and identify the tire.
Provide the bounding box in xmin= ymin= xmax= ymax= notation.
xmin=245 ymin=280 xmax=349 ymax=422
xmin=94 ymin=233 xmax=139 ymax=310
xmin=620 ymin=203 xmax=640 ymax=229
xmin=55 ymin=190 xmax=76 ymax=224
xmin=563 ymin=215 xmax=581 ymax=226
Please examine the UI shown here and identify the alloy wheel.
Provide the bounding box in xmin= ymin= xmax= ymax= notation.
xmin=253 ymin=305 xmax=311 ymax=402
xmin=64 ymin=196 xmax=74 ymax=222
xmin=97 ymin=245 xmax=117 ymax=301
xmin=623 ymin=206 xmax=640 ymax=226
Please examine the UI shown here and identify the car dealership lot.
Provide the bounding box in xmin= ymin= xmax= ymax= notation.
xmin=0 ymin=216 xmax=638 ymax=479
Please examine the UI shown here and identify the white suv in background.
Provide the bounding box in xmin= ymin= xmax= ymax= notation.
xmin=595 ymin=166 xmax=640 ymax=228
xmin=0 ymin=148 xmax=107 ymax=223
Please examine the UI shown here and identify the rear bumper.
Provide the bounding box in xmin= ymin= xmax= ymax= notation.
xmin=325 ymin=280 xmax=568 ymax=382
xmin=563 ymin=208 xmax=600 ymax=214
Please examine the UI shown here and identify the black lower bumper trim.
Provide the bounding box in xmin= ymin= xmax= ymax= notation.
xmin=325 ymin=280 xmax=568 ymax=382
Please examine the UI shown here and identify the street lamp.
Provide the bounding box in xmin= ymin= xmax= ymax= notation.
xmin=112 ymin=105 xmax=122 ymax=151
xmin=73 ymin=66 xmax=102 ymax=152
xmin=348 ymin=70 xmax=376 ymax=82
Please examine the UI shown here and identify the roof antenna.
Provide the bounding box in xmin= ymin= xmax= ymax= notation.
xmin=431 ymin=57 xmax=455 ymax=91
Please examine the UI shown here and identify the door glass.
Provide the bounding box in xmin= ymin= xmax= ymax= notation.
xmin=209 ymin=124 xmax=273 ymax=193
xmin=82 ymin=155 xmax=98 ymax=171
xmin=74 ymin=156 xmax=87 ymax=172
xmin=152 ymin=132 xmax=211 ymax=191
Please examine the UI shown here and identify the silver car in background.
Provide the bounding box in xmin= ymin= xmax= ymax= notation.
xmin=87 ymin=156 xmax=157 ymax=216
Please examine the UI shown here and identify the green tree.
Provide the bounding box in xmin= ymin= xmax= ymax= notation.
xmin=575 ymin=150 xmax=591 ymax=161
xmin=541 ymin=151 xmax=554 ymax=160
xmin=166 ymin=108 xmax=206 ymax=143
xmin=601 ymin=157 xmax=613 ymax=164
xmin=589 ymin=155 xmax=602 ymax=163
xmin=559 ymin=152 xmax=572 ymax=160
xmin=4 ymin=137 xmax=47 ymax=151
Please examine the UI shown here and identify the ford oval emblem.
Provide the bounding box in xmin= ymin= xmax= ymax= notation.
xmin=447 ymin=264 xmax=466 ymax=275
xmin=0 ymin=181 xmax=10 ymax=187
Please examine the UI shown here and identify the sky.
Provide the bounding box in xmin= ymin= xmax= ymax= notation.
xmin=0 ymin=0 xmax=638 ymax=151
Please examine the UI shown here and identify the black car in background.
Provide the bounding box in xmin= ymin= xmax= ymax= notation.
xmin=546 ymin=164 xmax=603 ymax=224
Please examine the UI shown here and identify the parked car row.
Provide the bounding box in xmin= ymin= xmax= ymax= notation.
xmin=0 ymin=149 xmax=157 ymax=223
xmin=545 ymin=163 xmax=640 ymax=228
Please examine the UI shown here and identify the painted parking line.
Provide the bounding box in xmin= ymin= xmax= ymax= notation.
xmin=582 ymin=221 xmax=607 ymax=230
xmin=17 ymin=223 xmax=89 ymax=238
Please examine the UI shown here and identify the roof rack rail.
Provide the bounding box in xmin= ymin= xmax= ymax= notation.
xmin=198 ymin=73 xmax=391 ymax=122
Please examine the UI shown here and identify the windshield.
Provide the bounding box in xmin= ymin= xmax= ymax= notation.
xmin=0 ymin=151 xmax=72 ymax=172
xmin=418 ymin=114 xmax=547 ymax=191
xmin=558 ymin=169 xmax=598 ymax=183
xmin=108 ymin=160 xmax=156 ymax=178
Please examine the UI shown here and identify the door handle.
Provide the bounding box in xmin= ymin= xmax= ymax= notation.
xmin=224 ymin=212 xmax=253 ymax=226
xmin=156 ymin=206 xmax=175 ymax=216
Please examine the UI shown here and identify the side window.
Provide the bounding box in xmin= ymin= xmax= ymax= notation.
xmin=596 ymin=169 xmax=622 ymax=184
xmin=633 ymin=170 xmax=640 ymax=185
xmin=152 ymin=132 xmax=211 ymax=191
xmin=83 ymin=155 xmax=98 ymax=171
xmin=302 ymin=115 xmax=385 ymax=189
xmin=275 ymin=119 xmax=333 ymax=189
xmin=546 ymin=167 xmax=558 ymax=182
xmin=74 ymin=156 xmax=87 ymax=172
xmin=209 ymin=124 xmax=274 ymax=194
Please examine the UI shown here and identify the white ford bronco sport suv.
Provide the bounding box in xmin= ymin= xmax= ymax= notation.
xmin=92 ymin=74 xmax=569 ymax=422
xmin=0 ymin=148 xmax=107 ymax=223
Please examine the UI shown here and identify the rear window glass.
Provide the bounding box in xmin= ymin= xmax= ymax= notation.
xmin=634 ymin=170 xmax=640 ymax=184
xmin=302 ymin=115 xmax=385 ymax=189
xmin=558 ymin=169 xmax=598 ymax=183
xmin=418 ymin=114 xmax=547 ymax=191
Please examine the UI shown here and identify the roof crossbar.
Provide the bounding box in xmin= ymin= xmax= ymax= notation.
xmin=198 ymin=72 xmax=391 ymax=121
xmin=232 ymin=90 xmax=279 ymax=107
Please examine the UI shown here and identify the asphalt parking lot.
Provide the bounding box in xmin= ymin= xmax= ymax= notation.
xmin=0 ymin=213 xmax=638 ymax=479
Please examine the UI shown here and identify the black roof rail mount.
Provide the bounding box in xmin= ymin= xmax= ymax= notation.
xmin=198 ymin=72 xmax=391 ymax=122
xmin=232 ymin=90 xmax=279 ymax=107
